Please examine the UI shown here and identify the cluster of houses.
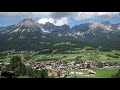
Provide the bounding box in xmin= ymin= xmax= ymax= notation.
xmin=0 ymin=60 xmax=120 ymax=78
xmin=23 ymin=60 xmax=111 ymax=77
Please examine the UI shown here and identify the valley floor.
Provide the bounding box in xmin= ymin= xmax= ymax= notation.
xmin=0 ymin=47 xmax=120 ymax=78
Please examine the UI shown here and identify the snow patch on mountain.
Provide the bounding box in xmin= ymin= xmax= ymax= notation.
xmin=19 ymin=35 xmax=26 ymax=39
xmin=117 ymin=25 xmax=120 ymax=31
xmin=7 ymin=37 xmax=13 ymax=40
xmin=58 ymin=33 xmax=62 ymax=37
xmin=74 ymin=32 xmax=84 ymax=37
xmin=104 ymin=25 xmax=112 ymax=31
xmin=27 ymin=29 xmax=30 ymax=32
xmin=41 ymin=35 xmax=46 ymax=38
xmin=41 ymin=28 xmax=50 ymax=33
xmin=21 ymin=29 xmax=26 ymax=33
xmin=9 ymin=28 xmax=20 ymax=34
xmin=75 ymin=32 xmax=81 ymax=35
xmin=65 ymin=33 xmax=77 ymax=38
xmin=13 ymin=28 xmax=20 ymax=32
xmin=107 ymin=35 xmax=110 ymax=38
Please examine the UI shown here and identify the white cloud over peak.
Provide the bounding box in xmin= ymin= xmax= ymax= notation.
xmin=37 ymin=17 xmax=69 ymax=26
xmin=55 ymin=17 xmax=68 ymax=26
xmin=37 ymin=18 xmax=55 ymax=24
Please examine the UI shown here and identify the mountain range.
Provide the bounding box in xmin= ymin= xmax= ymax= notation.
xmin=0 ymin=19 xmax=120 ymax=52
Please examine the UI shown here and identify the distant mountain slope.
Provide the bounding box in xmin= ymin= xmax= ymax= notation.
xmin=0 ymin=19 xmax=120 ymax=52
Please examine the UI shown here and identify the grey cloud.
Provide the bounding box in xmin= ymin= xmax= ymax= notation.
xmin=0 ymin=12 xmax=77 ymax=18
xmin=0 ymin=12 xmax=33 ymax=17
xmin=75 ymin=12 xmax=120 ymax=20
xmin=0 ymin=12 xmax=120 ymax=20
xmin=0 ymin=12 xmax=50 ymax=18
xmin=50 ymin=12 xmax=77 ymax=18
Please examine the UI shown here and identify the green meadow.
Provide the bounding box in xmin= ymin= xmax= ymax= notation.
xmin=66 ymin=69 xmax=119 ymax=78
xmin=1 ymin=46 xmax=120 ymax=63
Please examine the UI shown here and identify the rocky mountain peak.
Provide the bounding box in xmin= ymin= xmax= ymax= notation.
xmin=16 ymin=19 xmax=37 ymax=27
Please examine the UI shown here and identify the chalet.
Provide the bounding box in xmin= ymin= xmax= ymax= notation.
xmin=48 ymin=72 xmax=58 ymax=78
xmin=0 ymin=63 xmax=5 ymax=71
xmin=88 ymin=70 xmax=96 ymax=75
xmin=1 ymin=71 xmax=15 ymax=78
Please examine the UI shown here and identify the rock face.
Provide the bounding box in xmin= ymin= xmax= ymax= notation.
xmin=16 ymin=19 xmax=37 ymax=26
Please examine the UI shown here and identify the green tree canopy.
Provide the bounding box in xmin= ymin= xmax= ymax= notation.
xmin=6 ymin=56 xmax=26 ymax=76
xmin=5 ymin=56 xmax=48 ymax=78
xmin=111 ymin=69 xmax=120 ymax=78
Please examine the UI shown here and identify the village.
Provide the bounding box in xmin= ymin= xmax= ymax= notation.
xmin=0 ymin=60 xmax=120 ymax=78
xmin=23 ymin=60 xmax=120 ymax=78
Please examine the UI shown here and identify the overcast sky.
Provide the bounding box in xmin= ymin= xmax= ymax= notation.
xmin=0 ymin=12 xmax=120 ymax=28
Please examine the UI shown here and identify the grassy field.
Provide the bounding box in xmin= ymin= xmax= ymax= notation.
xmin=1 ymin=47 xmax=120 ymax=63
xmin=1 ymin=46 xmax=120 ymax=78
xmin=15 ymin=69 xmax=119 ymax=78
xmin=93 ymin=69 xmax=119 ymax=78
xmin=30 ymin=47 xmax=120 ymax=62
xmin=17 ymin=76 xmax=30 ymax=78
xmin=66 ymin=69 xmax=119 ymax=78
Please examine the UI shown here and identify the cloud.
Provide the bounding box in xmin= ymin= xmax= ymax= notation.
xmin=75 ymin=12 xmax=120 ymax=20
xmin=37 ymin=17 xmax=69 ymax=26
xmin=37 ymin=18 xmax=55 ymax=24
xmin=0 ymin=12 xmax=52 ymax=18
xmin=0 ymin=12 xmax=75 ymax=18
xmin=0 ymin=12 xmax=31 ymax=17
xmin=0 ymin=12 xmax=120 ymax=20
xmin=50 ymin=12 xmax=75 ymax=18
xmin=55 ymin=17 xmax=68 ymax=26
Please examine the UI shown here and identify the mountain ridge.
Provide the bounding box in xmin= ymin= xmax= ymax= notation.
xmin=0 ymin=18 xmax=120 ymax=52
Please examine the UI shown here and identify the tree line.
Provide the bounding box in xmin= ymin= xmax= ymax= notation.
xmin=3 ymin=56 xmax=48 ymax=78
